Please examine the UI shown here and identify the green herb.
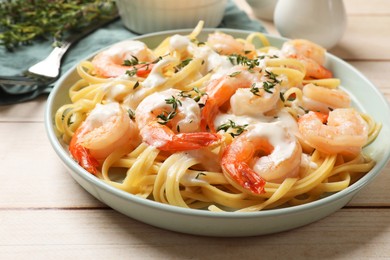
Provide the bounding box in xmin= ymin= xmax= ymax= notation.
xmin=217 ymin=120 xmax=248 ymax=137
xmin=195 ymin=172 xmax=206 ymax=179
xmin=0 ymin=0 xmax=117 ymax=51
xmin=156 ymin=95 xmax=183 ymax=125
xmin=165 ymin=96 xmax=182 ymax=111
xmin=125 ymin=55 xmax=164 ymax=77
xmin=299 ymin=106 xmax=310 ymax=114
xmin=258 ymin=54 xmax=279 ymax=60
xmin=126 ymin=67 xmax=138 ymax=77
xmin=133 ymin=81 xmax=140 ymax=90
xmin=123 ymin=56 xmax=139 ymax=66
xmin=265 ymin=70 xmax=281 ymax=84
xmin=250 ymin=70 xmax=282 ymax=96
xmin=262 ymin=81 xmax=274 ymax=94
xmin=179 ymin=87 xmax=206 ymax=102
xmin=157 ymin=111 xmax=177 ymax=125
xmin=229 ymin=71 xmax=241 ymax=77
xmin=228 ymin=54 xmax=259 ymax=69
xmin=279 ymin=92 xmax=285 ymax=102
xmin=174 ymin=58 xmax=192 ymax=72
xmin=127 ymin=109 xmax=135 ymax=120
xmin=250 ymin=83 xmax=261 ymax=96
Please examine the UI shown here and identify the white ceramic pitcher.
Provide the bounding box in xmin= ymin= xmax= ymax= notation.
xmin=274 ymin=0 xmax=347 ymax=49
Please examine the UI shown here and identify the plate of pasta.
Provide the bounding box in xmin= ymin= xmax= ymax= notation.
xmin=45 ymin=23 xmax=390 ymax=237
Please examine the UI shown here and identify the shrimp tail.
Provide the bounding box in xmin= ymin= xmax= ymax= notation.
xmin=311 ymin=64 xmax=333 ymax=79
xmin=69 ymin=128 xmax=99 ymax=175
xmin=200 ymin=98 xmax=219 ymax=132
xmin=141 ymin=123 xmax=219 ymax=151
xmin=222 ymin=161 xmax=266 ymax=194
xmin=134 ymin=64 xmax=154 ymax=77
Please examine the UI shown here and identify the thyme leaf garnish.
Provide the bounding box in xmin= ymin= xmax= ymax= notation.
xmin=228 ymin=54 xmax=260 ymax=69
xmin=229 ymin=71 xmax=241 ymax=77
xmin=156 ymin=95 xmax=182 ymax=125
xmin=157 ymin=111 xmax=177 ymax=125
xmin=127 ymin=109 xmax=135 ymax=120
xmin=195 ymin=172 xmax=206 ymax=179
xmin=179 ymin=87 xmax=206 ymax=102
xmin=174 ymin=58 xmax=192 ymax=72
xmin=217 ymin=120 xmax=248 ymax=137
xmin=123 ymin=55 xmax=139 ymax=66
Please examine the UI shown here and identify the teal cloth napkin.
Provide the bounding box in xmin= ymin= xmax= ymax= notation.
xmin=0 ymin=0 xmax=266 ymax=105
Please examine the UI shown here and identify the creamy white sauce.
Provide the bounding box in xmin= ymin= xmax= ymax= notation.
xmin=103 ymin=82 xmax=128 ymax=101
xmin=275 ymin=110 xmax=299 ymax=135
xmin=142 ymin=57 xmax=177 ymax=89
xmin=169 ymin=34 xmax=191 ymax=53
xmin=301 ymin=153 xmax=318 ymax=169
xmin=84 ymin=102 xmax=119 ymax=131
xmin=103 ymin=40 xmax=154 ymax=62
xmin=193 ymin=45 xmax=233 ymax=78
xmin=247 ymin=122 xmax=296 ymax=167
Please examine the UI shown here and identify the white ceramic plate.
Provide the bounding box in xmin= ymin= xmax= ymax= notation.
xmin=45 ymin=29 xmax=390 ymax=237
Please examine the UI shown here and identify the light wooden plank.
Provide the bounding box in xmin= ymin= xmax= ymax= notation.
xmin=1 ymin=122 xmax=389 ymax=208
xmin=344 ymin=0 xmax=390 ymax=15
xmin=331 ymin=16 xmax=390 ymax=60
xmin=0 ymin=95 xmax=47 ymax=122
xmin=0 ymin=122 xmax=104 ymax=208
xmin=0 ymin=208 xmax=389 ymax=259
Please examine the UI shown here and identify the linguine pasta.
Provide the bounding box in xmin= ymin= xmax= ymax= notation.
xmin=55 ymin=23 xmax=381 ymax=212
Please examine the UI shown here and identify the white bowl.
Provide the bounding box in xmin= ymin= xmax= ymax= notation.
xmin=115 ymin=0 xmax=227 ymax=34
xmin=45 ymin=29 xmax=390 ymax=237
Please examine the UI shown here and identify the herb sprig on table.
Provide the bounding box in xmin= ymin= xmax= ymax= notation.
xmin=0 ymin=0 xmax=117 ymax=51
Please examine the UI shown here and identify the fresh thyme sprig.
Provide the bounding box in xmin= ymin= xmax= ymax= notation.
xmin=217 ymin=120 xmax=248 ymax=137
xmin=127 ymin=109 xmax=135 ymax=120
xmin=179 ymin=87 xmax=206 ymax=102
xmin=156 ymin=111 xmax=177 ymax=125
xmin=123 ymin=56 xmax=139 ymax=66
xmin=156 ymin=95 xmax=182 ymax=125
xmin=125 ymin=56 xmax=163 ymax=77
xmin=249 ymin=70 xmax=281 ymax=97
xmin=228 ymin=54 xmax=260 ymax=69
xmin=0 ymin=0 xmax=117 ymax=51
xmin=165 ymin=96 xmax=182 ymax=111
xmin=174 ymin=58 xmax=192 ymax=72
xmin=250 ymin=83 xmax=261 ymax=96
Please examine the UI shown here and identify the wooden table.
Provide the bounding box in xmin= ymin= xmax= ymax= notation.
xmin=1 ymin=0 xmax=389 ymax=258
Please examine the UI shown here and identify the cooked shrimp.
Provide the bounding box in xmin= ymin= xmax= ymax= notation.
xmin=221 ymin=122 xmax=302 ymax=194
xmin=135 ymin=89 xmax=220 ymax=151
xmin=207 ymin=32 xmax=256 ymax=57
xmin=230 ymin=83 xmax=281 ymax=116
xmin=282 ymin=39 xmax=332 ymax=79
xmin=201 ymin=66 xmax=281 ymax=131
xmin=69 ymin=102 xmax=140 ymax=175
xmin=302 ymin=83 xmax=351 ymax=113
xmin=298 ymin=108 xmax=369 ymax=156
xmin=92 ymin=40 xmax=156 ymax=78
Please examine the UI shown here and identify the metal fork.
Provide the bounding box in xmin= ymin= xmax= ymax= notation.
xmin=0 ymin=15 xmax=119 ymax=88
